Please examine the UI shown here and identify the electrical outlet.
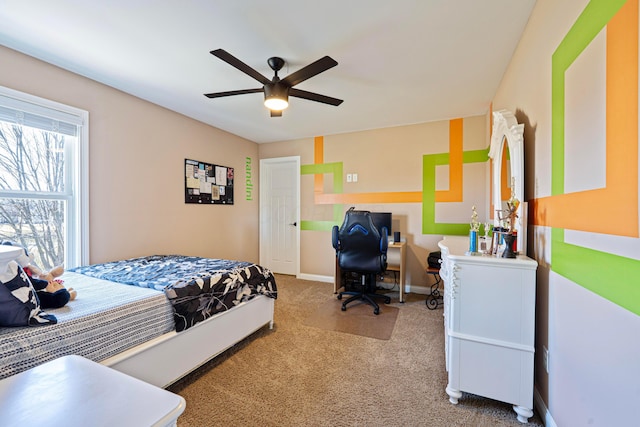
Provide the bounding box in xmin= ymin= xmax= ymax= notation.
xmin=352 ymin=173 xmax=358 ymax=182
xmin=543 ymin=346 xmax=549 ymax=373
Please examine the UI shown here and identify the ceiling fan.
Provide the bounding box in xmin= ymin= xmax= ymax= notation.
xmin=204 ymin=49 xmax=343 ymax=117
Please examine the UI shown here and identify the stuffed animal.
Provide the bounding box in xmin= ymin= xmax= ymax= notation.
xmin=1 ymin=241 xmax=76 ymax=309
xmin=28 ymin=264 xmax=77 ymax=308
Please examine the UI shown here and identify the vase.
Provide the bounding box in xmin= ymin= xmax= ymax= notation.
xmin=502 ymin=233 xmax=517 ymax=258
xmin=469 ymin=230 xmax=478 ymax=253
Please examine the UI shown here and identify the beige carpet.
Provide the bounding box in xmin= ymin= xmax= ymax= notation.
xmin=168 ymin=274 xmax=544 ymax=427
xmin=303 ymin=296 xmax=399 ymax=340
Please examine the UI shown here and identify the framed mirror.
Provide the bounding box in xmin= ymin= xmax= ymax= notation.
xmin=488 ymin=110 xmax=525 ymax=253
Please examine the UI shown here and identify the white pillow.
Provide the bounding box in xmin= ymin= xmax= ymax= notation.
xmin=0 ymin=261 xmax=57 ymax=327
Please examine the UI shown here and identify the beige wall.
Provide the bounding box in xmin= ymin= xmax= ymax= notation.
xmin=260 ymin=116 xmax=488 ymax=288
xmin=0 ymin=45 xmax=260 ymax=264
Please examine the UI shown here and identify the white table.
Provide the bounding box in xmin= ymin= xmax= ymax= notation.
xmin=0 ymin=355 xmax=186 ymax=427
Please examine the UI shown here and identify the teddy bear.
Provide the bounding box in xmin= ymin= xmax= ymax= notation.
xmin=27 ymin=263 xmax=77 ymax=308
xmin=1 ymin=241 xmax=76 ymax=309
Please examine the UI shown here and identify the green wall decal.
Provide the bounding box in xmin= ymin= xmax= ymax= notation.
xmin=551 ymin=0 xmax=639 ymax=315
xmin=300 ymin=162 xmax=343 ymax=231
xmin=422 ymin=148 xmax=489 ymax=235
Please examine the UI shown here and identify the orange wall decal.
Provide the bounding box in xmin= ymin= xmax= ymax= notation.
xmin=531 ymin=0 xmax=638 ymax=237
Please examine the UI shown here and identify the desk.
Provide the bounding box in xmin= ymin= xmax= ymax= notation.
xmin=0 ymin=355 xmax=186 ymax=427
xmin=334 ymin=241 xmax=407 ymax=303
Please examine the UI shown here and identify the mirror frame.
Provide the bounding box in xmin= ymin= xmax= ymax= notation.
xmin=488 ymin=109 xmax=525 ymax=253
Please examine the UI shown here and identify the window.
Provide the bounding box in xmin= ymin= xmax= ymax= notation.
xmin=0 ymin=86 xmax=88 ymax=270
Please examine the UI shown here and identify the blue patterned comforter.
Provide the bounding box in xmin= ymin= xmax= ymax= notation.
xmin=69 ymin=255 xmax=277 ymax=331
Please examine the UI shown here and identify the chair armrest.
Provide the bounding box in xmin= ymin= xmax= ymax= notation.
xmin=331 ymin=225 xmax=340 ymax=251
xmin=379 ymin=227 xmax=388 ymax=253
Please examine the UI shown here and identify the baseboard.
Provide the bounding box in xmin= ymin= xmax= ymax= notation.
xmin=534 ymin=387 xmax=557 ymax=427
xmin=296 ymin=273 xmax=435 ymax=298
xmin=407 ymin=284 xmax=429 ymax=295
xmin=297 ymin=273 xmax=334 ymax=283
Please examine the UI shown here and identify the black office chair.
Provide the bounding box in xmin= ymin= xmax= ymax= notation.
xmin=332 ymin=209 xmax=391 ymax=315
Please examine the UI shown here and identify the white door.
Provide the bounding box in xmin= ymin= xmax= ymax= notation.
xmin=260 ymin=157 xmax=299 ymax=275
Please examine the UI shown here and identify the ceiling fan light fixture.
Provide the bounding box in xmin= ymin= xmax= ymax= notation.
xmin=264 ymin=97 xmax=288 ymax=111
xmin=264 ymin=84 xmax=289 ymax=111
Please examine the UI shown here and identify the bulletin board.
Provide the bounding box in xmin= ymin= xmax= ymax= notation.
xmin=185 ymin=158 xmax=234 ymax=204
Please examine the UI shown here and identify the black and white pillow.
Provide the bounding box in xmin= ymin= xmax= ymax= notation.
xmin=0 ymin=260 xmax=57 ymax=327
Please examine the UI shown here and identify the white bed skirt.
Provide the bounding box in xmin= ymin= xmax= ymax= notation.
xmin=101 ymin=294 xmax=275 ymax=388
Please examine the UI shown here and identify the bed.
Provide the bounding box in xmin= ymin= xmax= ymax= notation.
xmin=0 ymin=255 xmax=277 ymax=388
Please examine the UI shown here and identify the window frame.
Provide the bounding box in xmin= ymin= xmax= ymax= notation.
xmin=0 ymin=85 xmax=89 ymax=268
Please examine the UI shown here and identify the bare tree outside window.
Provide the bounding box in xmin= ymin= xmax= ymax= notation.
xmin=0 ymin=121 xmax=66 ymax=270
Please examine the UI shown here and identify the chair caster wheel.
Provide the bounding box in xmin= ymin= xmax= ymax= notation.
xmin=337 ymin=294 xmax=342 ymax=300
xmin=341 ymin=305 xmax=347 ymax=311
xmin=374 ymin=308 xmax=380 ymax=315
xmin=384 ymin=297 xmax=391 ymax=304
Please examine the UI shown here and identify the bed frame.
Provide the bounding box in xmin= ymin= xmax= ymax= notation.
xmin=101 ymin=295 xmax=275 ymax=388
xmin=1 ymin=250 xmax=276 ymax=388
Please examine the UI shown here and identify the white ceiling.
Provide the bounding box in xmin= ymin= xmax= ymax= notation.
xmin=0 ymin=0 xmax=536 ymax=144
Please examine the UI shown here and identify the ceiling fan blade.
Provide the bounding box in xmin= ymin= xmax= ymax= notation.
xmin=204 ymin=88 xmax=263 ymax=98
xmin=289 ymin=88 xmax=343 ymax=106
xmin=210 ymin=49 xmax=271 ymax=85
xmin=270 ymin=110 xmax=282 ymax=118
xmin=281 ymin=56 xmax=338 ymax=87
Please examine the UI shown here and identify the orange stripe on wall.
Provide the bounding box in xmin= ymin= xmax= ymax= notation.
xmin=435 ymin=118 xmax=463 ymax=202
xmin=605 ymin=0 xmax=638 ymax=235
xmin=317 ymin=191 xmax=422 ymax=205
xmin=314 ymin=136 xmax=324 ymax=194
xmin=531 ymin=0 xmax=638 ymax=237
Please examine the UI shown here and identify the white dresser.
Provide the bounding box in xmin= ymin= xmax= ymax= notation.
xmin=438 ymin=236 xmax=537 ymax=423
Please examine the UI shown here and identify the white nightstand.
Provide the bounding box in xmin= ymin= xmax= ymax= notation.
xmin=0 ymin=355 xmax=186 ymax=427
